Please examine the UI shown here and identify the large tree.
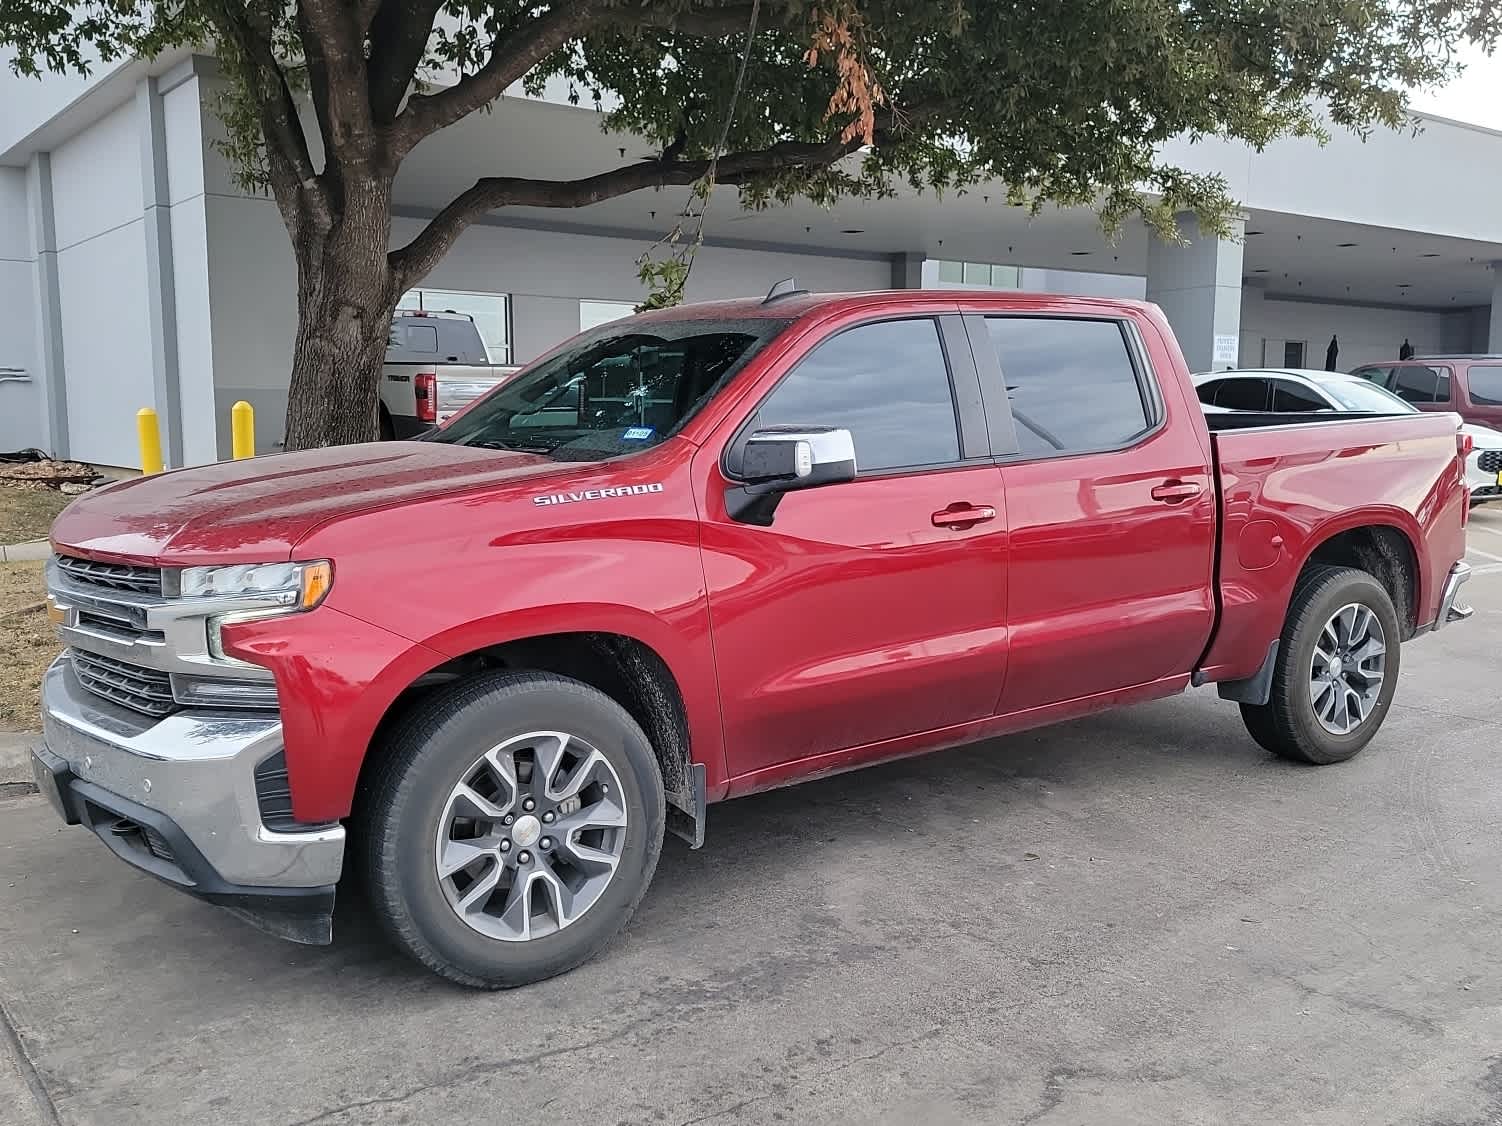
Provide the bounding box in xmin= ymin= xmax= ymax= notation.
xmin=4 ymin=2 xmax=1497 ymax=449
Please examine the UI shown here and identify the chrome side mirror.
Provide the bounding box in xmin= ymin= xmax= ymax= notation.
xmin=728 ymin=426 xmax=857 ymax=525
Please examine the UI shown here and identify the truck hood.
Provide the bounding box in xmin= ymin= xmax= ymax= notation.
xmin=51 ymin=442 xmax=569 ymax=565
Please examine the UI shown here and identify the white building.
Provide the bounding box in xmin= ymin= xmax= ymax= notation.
xmin=4 ymin=49 xmax=1502 ymax=467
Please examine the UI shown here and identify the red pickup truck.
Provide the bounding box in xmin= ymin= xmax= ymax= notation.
xmin=34 ymin=289 xmax=1474 ymax=988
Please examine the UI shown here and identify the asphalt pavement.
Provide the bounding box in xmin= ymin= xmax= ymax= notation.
xmin=5 ymin=511 xmax=1502 ymax=1125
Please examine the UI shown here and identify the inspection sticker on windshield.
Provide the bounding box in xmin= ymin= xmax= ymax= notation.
xmin=622 ymin=427 xmax=655 ymax=441
xmin=533 ymin=483 xmax=665 ymax=506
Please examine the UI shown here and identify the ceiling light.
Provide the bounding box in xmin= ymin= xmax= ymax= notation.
xmin=1420 ymin=252 xmax=1441 ymax=258
xmin=839 ymin=228 xmax=865 ymax=235
xmin=1337 ymin=242 xmax=1358 ymax=248
xmin=1069 ymin=250 xmax=1092 ymax=256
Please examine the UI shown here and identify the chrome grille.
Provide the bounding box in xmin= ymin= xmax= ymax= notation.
xmin=71 ymin=650 xmax=177 ymax=717
xmin=54 ymin=554 xmax=162 ymax=596
xmin=1478 ymin=449 xmax=1502 ymax=474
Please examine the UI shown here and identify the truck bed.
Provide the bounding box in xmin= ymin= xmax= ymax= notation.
xmin=1199 ymin=409 xmax=1468 ymax=682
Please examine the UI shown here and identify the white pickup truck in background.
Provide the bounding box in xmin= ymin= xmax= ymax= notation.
xmin=381 ymin=310 xmax=519 ymax=438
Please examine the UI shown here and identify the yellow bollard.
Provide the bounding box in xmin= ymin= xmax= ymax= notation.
xmin=136 ymin=408 xmax=164 ymax=475
xmin=231 ymin=400 xmax=255 ymax=460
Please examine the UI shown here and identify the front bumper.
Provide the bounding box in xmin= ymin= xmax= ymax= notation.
xmin=37 ymin=656 xmax=345 ymax=943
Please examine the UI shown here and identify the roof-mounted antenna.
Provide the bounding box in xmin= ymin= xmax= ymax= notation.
xmin=763 ymin=277 xmax=808 ymax=303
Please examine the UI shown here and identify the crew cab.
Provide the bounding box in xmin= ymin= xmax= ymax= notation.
xmin=35 ymin=288 xmax=1474 ymax=988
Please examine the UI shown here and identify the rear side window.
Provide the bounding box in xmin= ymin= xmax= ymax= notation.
xmin=1272 ymin=380 xmax=1328 ymax=412
xmin=1391 ymin=365 xmax=1450 ymax=404
xmin=1351 ymin=366 xmax=1393 ymax=389
xmin=1467 ymin=364 xmax=1502 ymax=406
xmin=1195 ymin=380 xmax=1223 ymax=405
xmin=754 ymin=318 xmax=961 ymax=472
xmin=985 ymin=318 xmax=1150 ymax=456
xmin=405 ymin=324 xmax=438 ymax=353
xmin=1214 ymin=379 xmax=1270 ymax=411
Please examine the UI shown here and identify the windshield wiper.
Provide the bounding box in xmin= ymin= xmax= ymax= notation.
xmin=465 ymin=438 xmax=554 ymax=453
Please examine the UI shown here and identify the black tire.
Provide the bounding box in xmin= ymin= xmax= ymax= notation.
xmin=1239 ymin=564 xmax=1401 ymax=765
xmin=360 ymin=671 xmax=665 ymax=988
xmin=378 ymin=408 xmax=396 ymax=441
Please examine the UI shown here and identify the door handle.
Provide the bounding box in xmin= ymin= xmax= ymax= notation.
xmin=932 ymin=504 xmax=997 ymax=528
xmin=1150 ymin=480 xmax=1204 ymax=504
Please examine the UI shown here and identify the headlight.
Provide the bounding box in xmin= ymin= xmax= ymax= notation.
xmin=179 ymin=560 xmax=332 ymax=610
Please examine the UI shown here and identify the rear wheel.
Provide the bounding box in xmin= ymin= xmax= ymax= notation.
xmin=361 ymin=671 xmax=665 ymax=988
xmin=1239 ymin=565 xmax=1401 ymax=765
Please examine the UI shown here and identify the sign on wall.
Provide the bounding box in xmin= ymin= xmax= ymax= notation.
xmin=1213 ymin=334 xmax=1239 ymax=366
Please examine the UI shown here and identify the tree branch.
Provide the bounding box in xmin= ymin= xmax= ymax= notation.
xmin=392 ymin=1 xmax=605 ymax=156
xmin=295 ymin=0 xmax=375 ymax=158
xmin=389 ymin=137 xmax=858 ymax=286
xmin=209 ymin=2 xmax=327 ymax=224
xmin=366 ymin=0 xmax=445 ymax=123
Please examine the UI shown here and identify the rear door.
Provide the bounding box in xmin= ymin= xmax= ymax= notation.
xmin=1460 ymin=362 xmax=1502 ymax=429
xmin=970 ymin=313 xmax=1217 ymax=714
xmin=697 ymin=313 xmax=1011 ymax=780
xmin=1389 ymin=364 xmax=1454 ymax=414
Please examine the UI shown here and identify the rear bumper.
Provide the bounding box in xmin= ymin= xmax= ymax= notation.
xmin=36 ymin=656 xmax=344 ymax=943
xmin=1428 ymin=561 xmax=1474 ymax=633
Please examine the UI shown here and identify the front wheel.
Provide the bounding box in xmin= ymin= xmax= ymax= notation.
xmin=360 ymin=671 xmax=665 ymax=988
xmin=1239 ymin=565 xmax=1401 ymax=765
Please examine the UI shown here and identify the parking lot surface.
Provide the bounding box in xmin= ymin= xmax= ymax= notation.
xmin=5 ymin=512 xmax=1502 ymax=1126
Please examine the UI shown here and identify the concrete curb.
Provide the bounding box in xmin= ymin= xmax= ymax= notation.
xmin=0 ymin=542 xmax=49 ymax=563
xmin=0 ymin=732 xmax=38 ymax=788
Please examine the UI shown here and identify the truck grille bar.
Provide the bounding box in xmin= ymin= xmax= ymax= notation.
xmin=70 ymin=650 xmax=178 ymax=718
xmin=54 ymin=554 xmax=163 ymax=596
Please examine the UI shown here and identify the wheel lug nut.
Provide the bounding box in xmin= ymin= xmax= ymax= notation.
xmin=517 ymin=851 xmax=531 ymax=864
xmin=522 ymin=798 xmax=536 ymax=811
xmin=540 ymin=837 xmax=552 ymax=850
xmin=542 ymin=811 xmax=555 ymax=823
xmin=500 ymin=839 xmax=511 ymax=852
xmin=502 ymin=814 xmax=514 ymax=826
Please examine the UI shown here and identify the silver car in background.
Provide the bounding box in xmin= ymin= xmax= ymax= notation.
xmin=1193 ymin=367 xmax=1502 ymax=506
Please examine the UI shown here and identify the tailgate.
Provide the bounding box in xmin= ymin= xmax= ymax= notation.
xmin=437 ymin=367 xmax=518 ymax=422
xmin=1201 ymin=412 xmax=1468 ymax=679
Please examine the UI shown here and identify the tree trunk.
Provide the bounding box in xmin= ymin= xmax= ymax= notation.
xmin=281 ymin=180 xmax=400 ymax=451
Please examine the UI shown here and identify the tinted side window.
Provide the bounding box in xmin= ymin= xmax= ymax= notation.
xmin=755 ymin=318 xmax=960 ymax=472
xmin=1195 ymin=380 xmax=1223 ymax=405
xmin=1351 ymin=366 xmax=1393 ymax=389
xmin=985 ymin=318 xmax=1149 ymax=456
xmin=1214 ymin=379 xmax=1270 ymax=411
xmin=1467 ymin=364 xmax=1502 ymax=406
xmin=1392 ymin=366 xmax=1445 ymax=404
xmin=1272 ymin=380 xmax=1328 ymax=411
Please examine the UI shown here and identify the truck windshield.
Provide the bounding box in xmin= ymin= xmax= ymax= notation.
xmin=430 ymin=316 xmax=790 ymax=460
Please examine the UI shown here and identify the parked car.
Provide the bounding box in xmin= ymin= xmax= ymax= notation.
xmin=1193 ymin=367 xmax=1502 ymax=505
xmin=36 ymin=289 xmax=1474 ymax=988
xmin=382 ymin=310 xmax=519 ymax=438
xmin=1349 ymin=355 xmax=1502 ymax=431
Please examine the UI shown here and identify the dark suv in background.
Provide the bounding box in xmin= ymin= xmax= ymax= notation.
xmin=1350 ymin=355 xmax=1502 ymax=431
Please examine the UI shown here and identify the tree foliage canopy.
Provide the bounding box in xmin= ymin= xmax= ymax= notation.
xmin=3 ymin=0 xmax=1497 ymax=443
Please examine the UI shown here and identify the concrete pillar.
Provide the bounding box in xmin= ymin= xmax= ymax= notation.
xmin=1489 ymin=263 xmax=1502 ymax=353
xmin=138 ymin=76 xmax=183 ymax=468
xmin=889 ymin=253 xmax=924 ymax=289
xmin=1146 ymin=214 xmax=1246 ymax=373
xmin=25 ymin=153 xmax=68 ymax=459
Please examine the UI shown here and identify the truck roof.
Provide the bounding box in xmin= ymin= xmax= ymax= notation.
xmin=628 ymin=289 xmax=1156 ymax=324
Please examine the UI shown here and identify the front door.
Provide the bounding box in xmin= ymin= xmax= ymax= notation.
xmin=696 ymin=314 xmax=1010 ymax=780
xmin=971 ymin=313 xmax=1218 ymax=714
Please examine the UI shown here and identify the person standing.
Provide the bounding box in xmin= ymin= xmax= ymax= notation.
xmin=1326 ymin=334 xmax=1339 ymax=371
xmin=1400 ymin=338 xmax=1414 ymax=360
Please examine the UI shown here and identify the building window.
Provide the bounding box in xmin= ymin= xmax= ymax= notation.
xmin=580 ymin=300 xmax=637 ymax=331
xmin=934 ymin=260 xmax=1021 ymax=289
xmin=399 ymin=288 xmax=510 ymax=363
xmin=1282 ymin=341 xmax=1306 ymax=368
